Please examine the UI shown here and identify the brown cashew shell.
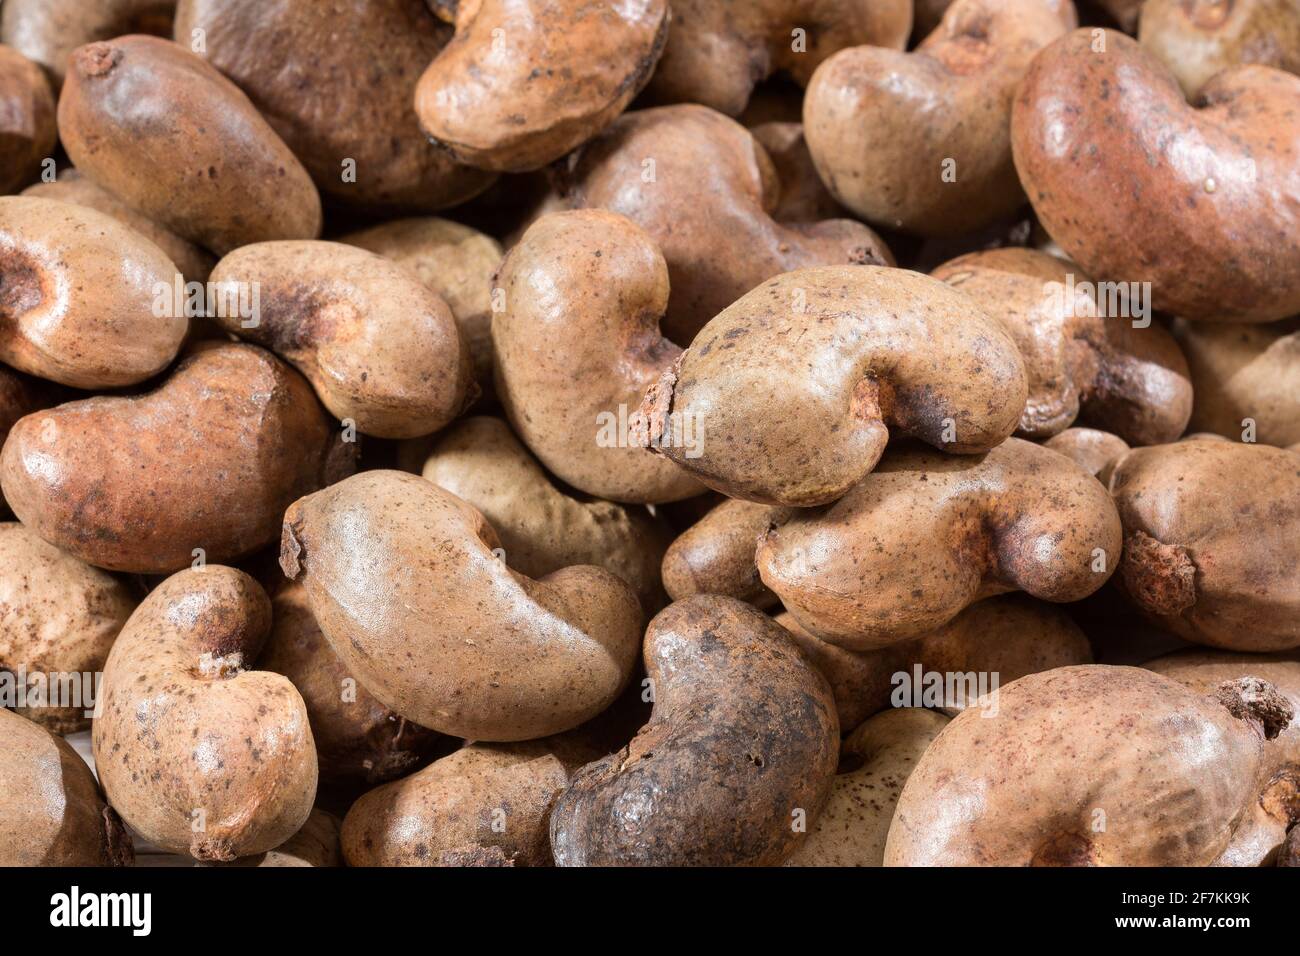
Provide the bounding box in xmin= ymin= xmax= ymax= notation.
xmin=93 ymin=566 xmax=318 ymax=862
xmin=1012 ymin=29 xmax=1300 ymax=323
xmin=0 ymin=708 xmax=133 ymax=866
xmin=759 ymin=438 xmax=1121 ymax=649
xmin=198 ymin=808 xmax=341 ymax=868
xmin=662 ymin=499 xmax=791 ymax=608
xmin=780 ymin=594 xmax=1093 ymax=730
xmin=280 ymin=470 xmax=643 ymax=742
xmin=804 ymin=0 xmax=1075 ymax=237
xmin=0 ymin=195 xmax=187 ymax=388
xmin=1043 ymin=426 xmax=1131 ymax=485
xmin=645 ymin=0 xmax=912 ymax=116
xmin=421 ymin=416 xmax=673 ymax=612
xmin=0 ymin=341 xmax=352 ymax=573
xmin=414 ymin=0 xmax=669 ymax=173
xmin=885 ymin=665 xmax=1293 ymax=865
xmin=492 ymin=209 xmax=704 ymax=504
xmin=636 ymin=265 xmax=1028 ymax=507
xmin=556 ymin=104 xmax=894 ymax=344
xmin=1110 ymin=439 xmax=1300 ymax=651
xmin=549 ymin=595 xmax=840 ymax=867
xmin=0 ymin=44 xmax=55 ymax=194
xmin=932 ymin=247 xmax=1192 ymax=444
xmin=209 ymin=240 xmax=474 ymax=439
xmin=748 ymin=121 xmax=847 ymax=223
xmin=58 ymin=34 xmax=321 ymax=255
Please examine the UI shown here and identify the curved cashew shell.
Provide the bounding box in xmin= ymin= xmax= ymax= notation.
xmin=549 ymin=595 xmax=839 ymax=866
xmin=93 ymin=566 xmax=318 ymax=862
xmin=280 ymin=470 xmax=643 ymax=742
xmin=0 ymin=44 xmax=55 ymax=194
xmin=1043 ymin=427 xmax=1131 ymax=484
xmin=636 ymin=265 xmax=1028 ymax=507
xmin=198 ymin=808 xmax=341 ymax=868
xmin=662 ymin=499 xmax=791 ymax=608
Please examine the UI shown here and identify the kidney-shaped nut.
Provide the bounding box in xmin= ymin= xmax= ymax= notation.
xmin=932 ymin=248 xmax=1192 ymax=444
xmin=0 ymin=522 xmax=136 ymax=733
xmin=492 ymin=209 xmax=704 ymax=504
xmin=414 ymin=0 xmax=669 ymax=173
xmin=1139 ymin=0 xmax=1300 ymax=97
xmin=662 ymin=499 xmax=791 ymax=608
xmin=781 ymin=594 xmax=1094 ymax=730
xmin=784 ymin=708 xmax=950 ymax=868
xmin=0 ymin=195 xmax=186 ymax=388
xmin=1171 ymin=316 xmax=1300 ymax=448
xmin=748 ymin=121 xmax=846 ymax=223
xmin=646 ymin=0 xmax=912 ymax=116
xmin=1043 ymin=427 xmax=1131 ymax=485
xmin=209 ymin=240 xmax=474 ymax=439
xmin=1 ymin=341 xmax=351 ymax=573
xmin=1012 ymin=29 xmax=1300 ymax=323
xmin=93 ymin=566 xmax=318 ymax=862
xmin=198 ymin=808 xmax=342 ymax=868
xmin=1111 ymin=439 xmax=1300 ymax=651
xmin=280 ymin=470 xmax=643 ymax=742
xmin=557 ymin=104 xmax=894 ymax=344
xmin=421 ymin=416 xmax=672 ymax=612
xmin=0 ymin=44 xmax=56 ymax=194
xmin=759 ymin=438 xmax=1121 ymax=649
xmin=636 ymin=265 xmax=1028 ymax=507
xmin=0 ymin=708 xmax=133 ymax=866
xmin=804 ymin=0 xmax=1074 ymax=237
xmin=58 ymin=34 xmax=321 ymax=255
xmin=550 ymin=595 xmax=839 ymax=866
xmin=885 ymin=665 xmax=1295 ymax=865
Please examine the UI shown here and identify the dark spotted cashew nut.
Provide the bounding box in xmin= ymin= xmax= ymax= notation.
xmin=634 ymin=265 xmax=1028 ymax=507
xmin=802 ymin=0 xmax=1075 ymax=237
xmin=932 ymin=247 xmax=1193 ymax=444
xmin=93 ymin=566 xmax=318 ymax=862
xmin=662 ymin=499 xmax=792 ymax=608
xmin=1110 ymin=439 xmax=1300 ymax=651
xmin=885 ymin=665 xmax=1296 ymax=865
xmin=413 ymin=0 xmax=670 ymax=172
xmin=0 ymin=44 xmax=55 ymax=194
xmin=549 ymin=595 xmax=839 ymax=867
xmin=1012 ymin=29 xmax=1300 ymax=323
xmin=758 ymin=438 xmax=1122 ymax=650
xmin=280 ymin=470 xmax=643 ymax=742
xmin=554 ymin=104 xmax=894 ymax=344
xmin=644 ymin=0 xmax=912 ymax=117
xmin=491 ymin=209 xmax=705 ymax=504
xmin=1043 ymin=427 xmax=1131 ymax=485
xmin=0 ymin=708 xmax=133 ymax=866
xmin=198 ymin=809 xmax=342 ymax=868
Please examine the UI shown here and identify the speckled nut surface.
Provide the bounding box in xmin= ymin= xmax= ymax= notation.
xmin=661 ymin=499 xmax=791 ymax=608
xmin=1139 ymin=0 xmax=1300 ymax=96
xmin=0 ymin=195 xmax=186 ymax=388
xmin=780 ymin=594 xmax=1093 ymax=730
xmin=804 ymin=0 xmax=1074 ymax=237
xmin=0 ymin=45 xmax=55 ymax=194
xmin=1043 ymin=427 xmax=1131 ymax=484
xmin=645 ymin=0 xmax=912 ymax=116
xmin=0 ymin=0 xmax=175 ymax=90
xmin=1171 ymin=317 xmax=1300 ymax=448
xmin=0 ymin=522 xmax=135 ymax=733
xmin=258 ymin=582 xmax=445 ymax=790
xmin=784 ymin=708 xmax=949 ymax=868
xmin=932 ymin=248 xmax=1192 ymax=444
xmin=92 ymin=566 xmax=318 ymax=862
xmin=636 ymin=266 xmax=1027 ymax=506
xmin=556 ymin=104 xmax=894 ymax=343
xmin=198 ymin=808 xmax=342 ymax=868
xmin=280 ymin=470 xmax=642 ymax=741
xmin=0 ymin=708 xmax=133 ymax=866
xmin=57 ymin=34 xmax=321 ymax=255
xmin=208 ymin=240 xmax=474 ymax=439
xmin=342 ymin=740 xmax=593 ymax=867
xmin=421 ymin=416 xmax=672 ymax=612
xmin=885 ymin=665 xmax=1294 ymax=865
xmin=491 ymin=209 xmax=704 ymax=504
xmin=1110 ymin=439 xmax=1300 ymax=651
xmin=550 ymin=595 xmax=839 ymax=866
xmin=0 ymin=342 xmax=352 ymax=573
xmin=341 ymin=217 xmax=503 ymax=392
xmin=759 ymin=438 xmax=1120 ymax=649
xmin=1012 ymin=29 xmax=1300 ymax=323
xmin=173 ymin=0 xmax=494 ymax=210
xmin=413 ymin=0 xmax=670 ymax=173
xmin=22 ymin=169 xmax=215 ymax=281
